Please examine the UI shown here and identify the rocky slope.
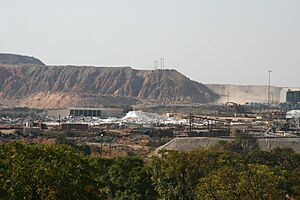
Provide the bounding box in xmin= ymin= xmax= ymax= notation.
xmin=0 ymin=56 xmax=219 ymax=108
xmin=0 ymin=53 xmax=45 ymax=66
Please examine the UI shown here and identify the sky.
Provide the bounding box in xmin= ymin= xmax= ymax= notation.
xmin=1 ymin=0 xmax=300 ymax=87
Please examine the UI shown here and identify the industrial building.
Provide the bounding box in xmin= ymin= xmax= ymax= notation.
xmin=286 ymin=90 xmax=300 ymax=104
xmin=47 ymin=107 xmax=124 ymax=118
xmin=70 ymin=108 xmax=102 ymax=117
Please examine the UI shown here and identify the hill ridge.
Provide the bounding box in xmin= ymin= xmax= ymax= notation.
xmin=0 ymin=53 xmax=45 ymax=66
xmin=0 ymin=63 xmax=219 ymax=108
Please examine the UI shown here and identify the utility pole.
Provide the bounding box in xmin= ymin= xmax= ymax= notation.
xmin=244 ymin=90 xmax=248 ymax=103
xmin=154 ymin=60 xmax=158 ymax=70
xmin=100 ymin=133 xmax=104 ymax=156
xmin=267 ymin=70 xmax=272 ymax=105
xmin=227 ymin=91 xmax=230 ymax=102
xmin=267 ymin=70 xmax=272 ymax=119
xmin=58 ymin=115 xmax=61 ymax=129
xmin=160 ymin=58 xmax=165 ymax=69
xmin=271 ymin=92 xmax=274 ymax=104
xmin=189 ymin=113 xmax=193 ymax=136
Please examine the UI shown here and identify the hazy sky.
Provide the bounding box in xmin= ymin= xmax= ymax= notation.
xmin=1 ymin=0 xmax=300 ymax=87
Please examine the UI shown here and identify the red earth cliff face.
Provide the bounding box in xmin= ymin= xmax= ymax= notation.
xmin=0 ymin=54 xmax=219 ymax=108
xmin=0 ymin=65 xmax=219 ymax=108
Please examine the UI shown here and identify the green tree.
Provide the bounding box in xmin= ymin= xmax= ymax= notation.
xmin=248 ymin=147 xmax=300 ymax=171
xmin=0 ymin=142 xmax=105 ymax=199
xmin=196 ymin=163 xmax=286 ymax=200
xmin=287 ymin=166 xmax=300 ymax=199
xmin=150 ymin=149 xmax=229 ymax=200
xmin=107 ymin=156 xmax=156 ymax=200
xmin=55 ymin=135 xmax=77 ymax=148
xmin=226 ymin=132 xmax=259 ymax=153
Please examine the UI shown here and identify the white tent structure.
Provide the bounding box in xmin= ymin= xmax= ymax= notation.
xmin=122 ymin=111 xmax=166 ymax=124
xmin=286 ymin=110 xmax=300 ymax=119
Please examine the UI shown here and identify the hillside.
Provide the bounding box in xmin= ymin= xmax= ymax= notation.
xmin=0 ymin=53 xmax=45 ymax=65
xmin=0 ymin=59 xmax=218 ymax=108
xmin=207 ymin=84 xmax=283 ymax=104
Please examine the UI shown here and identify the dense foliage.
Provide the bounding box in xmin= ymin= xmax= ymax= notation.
xmin=1 ymin=134 xmax=300 ymax=199
xmin=0 ymin=143 xmax=155 ymax=200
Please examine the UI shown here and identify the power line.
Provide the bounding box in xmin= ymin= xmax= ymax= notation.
xmin=160 ymin=58 xmax=165 ymax=69
xmin=154 ymin=60 xmax=158 ymax=70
